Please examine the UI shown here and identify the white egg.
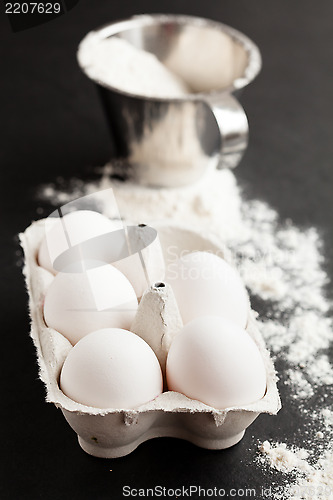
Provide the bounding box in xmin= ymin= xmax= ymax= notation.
xmin=166 ymin=316 xmax=267 ymax=409
xmin=60 ymin=328 xmax=163 ymax=409
xmin=38 ymin=210 xmax=119 ymax=274
xmin=43 ymin=264 xmax=138 ymax=345
xmin=38 ymin=212 xmax=165 ymax=300
xmin=166 ymin=251 xmax=249 ymax=328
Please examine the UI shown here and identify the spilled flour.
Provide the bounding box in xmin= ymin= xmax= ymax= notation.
xmin=258 ymin=441 xmax=333 ymax=499
xmin=38 ymin=164 xmax=333 ymax=498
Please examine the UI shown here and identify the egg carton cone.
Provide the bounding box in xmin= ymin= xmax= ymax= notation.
xmin=131 ymin=281 xmax=183 ymax=386
xmin=20 ymin=219 xmax=281 ymax=459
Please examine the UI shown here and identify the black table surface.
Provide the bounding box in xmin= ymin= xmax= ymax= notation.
xmin=1 ymin=1 xmax=333 ymax=499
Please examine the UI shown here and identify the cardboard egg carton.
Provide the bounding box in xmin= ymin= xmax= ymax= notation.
xmin=20 ymin=219 xmax=281 ymax=458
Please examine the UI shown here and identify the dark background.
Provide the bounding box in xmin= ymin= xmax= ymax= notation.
xmin=1 ymin=1 xmax=333 ymax=498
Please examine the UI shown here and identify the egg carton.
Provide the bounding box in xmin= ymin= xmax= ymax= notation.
xmin=20 ymin=219 xmax=281 ymax=458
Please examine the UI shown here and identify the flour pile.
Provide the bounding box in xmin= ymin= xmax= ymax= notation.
xmin=38 ymin=164 xmax=333 ymax=498
xmin=77 ymin=35 xmax=190 ymax=98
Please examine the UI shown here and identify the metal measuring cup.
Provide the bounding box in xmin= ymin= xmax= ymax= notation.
xmin=77 ymin=14 xmax=261 ymax=187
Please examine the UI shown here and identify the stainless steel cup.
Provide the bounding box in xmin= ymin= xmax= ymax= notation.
xmin=78 ymin=14 xmax=261 ymax=187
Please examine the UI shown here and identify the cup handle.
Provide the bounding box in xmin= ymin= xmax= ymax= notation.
xmin=206 ymin=93 xmax=249 ymax=169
